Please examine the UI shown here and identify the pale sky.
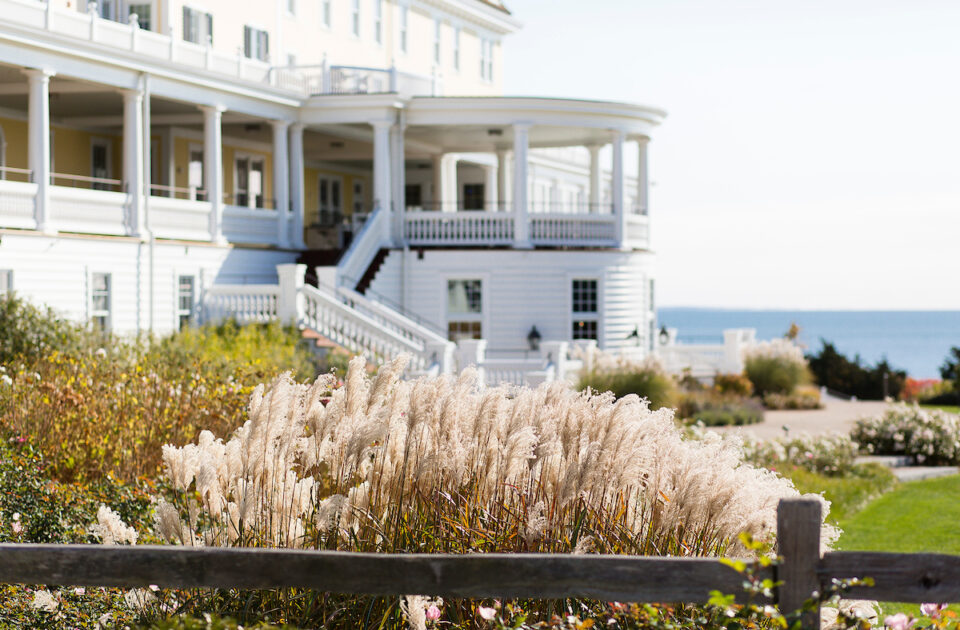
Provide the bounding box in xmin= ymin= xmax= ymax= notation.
xmin=502 ymin=0 xmax=960 ymax=310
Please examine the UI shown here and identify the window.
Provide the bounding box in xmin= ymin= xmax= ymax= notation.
xmin=572 ymin=279 xmax=598 ymax=341
xmin=433 ymin=19 xmax=441 ymax=64
xmin=405 ymin=184 xmax=422 ymax=209
xmin=243 ymin=25 xmax=269 ymax=61
xmin=318 ymin=176 xmax=342 ymax=224
xmin=374 ymin=0 xmax=383 ymax=44
xmin=480 ymin=38 xmax=494 ymax=81
xmin=287 ymin=53 xmax=297 ymax=67
xmin=447 ymin=279 xmax=482 ymax=341
xmin=322 ymin=0 xmax=331 ymax=27
xmin=188 ymin=147 xmax=204 ymax=200
xmin=183 ymin=6 xmax=213 ymax=44
xmin=97 ymin=0 xmax=117 ymax=21
xmin=128 ymin=3 xmax=152 ymax=30
xmin=453 ymin=26 xmax=460 ymax=70
xmin=91 ymin=273 xmax=111 ymax=332
xmin=353 ymin=180 xmax=365 ymax=214
xmin=177 ymin=275 xmax=195 ymax=330
xmin=0 ymin=270 xmax=12 ymax=295
xmin=287 ymin=0 xmax=295 ymax=15
xmin=91 ymin=139 xmax=111 ymax=190
xmin=398 ymin=5 xmax=408 ymax=52
xmin=235 ymin=156 xmax=265 ymax=207
xmin=351 ymin=0 xmax=360 ymax=37
xmin=462 ymin=183 xmax=484 ymax=210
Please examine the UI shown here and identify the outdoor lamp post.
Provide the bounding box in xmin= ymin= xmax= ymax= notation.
xmin=527 ymin=326 xmax=541 ymax=351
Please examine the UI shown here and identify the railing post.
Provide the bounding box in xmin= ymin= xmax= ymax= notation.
xmin=540 ymin=340 xmax=569 ymax=381
xmin=44 ymin=0 xmax=54 ymax=30
xmin=277 ymin=264 xmax=306 ymax=326
xmin=777 ymin=498 xmax=823 ymax=630
xmin=426 ymin=340 xmax=456 ymax=376
xmin=88 ymin=2 xmax=98 ymax=40
xmin=457 ymin=339 xmax=487 ymax=382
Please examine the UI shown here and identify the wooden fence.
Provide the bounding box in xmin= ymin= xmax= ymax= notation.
xmin=2 ymin=498 xmax=960 ymax=629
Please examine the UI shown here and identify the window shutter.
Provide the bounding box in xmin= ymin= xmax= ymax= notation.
xmin=205 ymin=12 xmax=213 ymax=45
xmin=259 ymin=30 xmax=269 ymax=61
xmin=243 ymin=25 xmax=252 ymax=58
xmin=182 ymin=6 xmax=193 ymax=42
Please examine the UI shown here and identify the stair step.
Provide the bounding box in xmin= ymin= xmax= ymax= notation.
xmin=355 ymin=248 xmax=390 ymax=295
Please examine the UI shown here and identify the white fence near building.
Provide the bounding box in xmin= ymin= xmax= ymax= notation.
xmin=657 ymin=328 xmax=757 ymax=379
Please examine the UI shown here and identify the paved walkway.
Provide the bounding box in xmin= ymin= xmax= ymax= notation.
xmin=707 ymin=396 xmax=889 ymax=440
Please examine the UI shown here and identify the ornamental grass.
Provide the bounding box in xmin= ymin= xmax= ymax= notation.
xmin=156 ymin=356 xmax=837 ymax=628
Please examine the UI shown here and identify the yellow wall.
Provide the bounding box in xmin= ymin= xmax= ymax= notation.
xmin=0 ymin=117 xmax=28 ymax=173
xmin=173 ymin=136 xmax=276 ymax=207
xmin=304 ymin=169 xmax=371 ymax=224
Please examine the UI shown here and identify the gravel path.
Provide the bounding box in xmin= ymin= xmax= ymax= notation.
xmin=706 ymin=396 xmax=889 ymax=440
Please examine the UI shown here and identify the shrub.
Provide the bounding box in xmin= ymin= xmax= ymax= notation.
xmin=156 ymin=357 xmax=834 ymax=627
xmin=742 ymin=339 xmax=810 ymax=397
xmin=676 ymin=391 xmax=764 ymax=426
xmin=806 ymin=341 xmax=907 ymax=401
xmin=740 ymin=432 xmax=859 ymax=476
xmin=851 ymin=404 xmax=960 ymax=465
xmin=578 ymin=352 xmax=677 ymax=409
xmin=0 ymin=294 xmax=90 ymax=366
xmin=714 ymin=372 xmax=754 ymax=397
xmin=763 ymin=386 xmax=823 ymax=410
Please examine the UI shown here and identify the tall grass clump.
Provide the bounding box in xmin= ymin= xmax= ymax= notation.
xmin=157 ymin=356 xmax=836 ymax=627
xmin=742 ymin=339 xmax=811 ymax=397
xmin=578 ymin=351 xmax=677 ymax=409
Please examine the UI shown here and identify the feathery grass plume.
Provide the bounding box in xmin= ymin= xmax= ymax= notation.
xmin=90 ymin=505 xmax=138 ymax=545
xmin=159 ymin=355 xmax=836 ymax=625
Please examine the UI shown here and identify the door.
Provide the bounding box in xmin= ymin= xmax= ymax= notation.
xmin=318 ymin=176 xmax=342 ymax=225
xmin=188 ymin=148 xmax=204 ymax=200
xmin=91 ymin=140 xmax=111 ymax=191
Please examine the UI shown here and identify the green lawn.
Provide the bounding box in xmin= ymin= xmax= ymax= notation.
xmin=837 ymin=474 xmax=960 ymax=618
xmin=784 ymin=464 xmax=896 ymax=525
xmin=922 ymin=404 xmax=960 ymax=414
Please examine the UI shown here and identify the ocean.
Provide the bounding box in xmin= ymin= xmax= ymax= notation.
xmin=657 ymin=309 xmax=960 ymax=379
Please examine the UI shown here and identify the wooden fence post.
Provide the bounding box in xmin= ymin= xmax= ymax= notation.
xmin=777 ymin=498 xmax=823 ymax=630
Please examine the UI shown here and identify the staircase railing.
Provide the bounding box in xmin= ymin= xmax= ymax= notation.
xmin=334 ymin=285 xmax=451 ymax=351
xmin=336 ymin=206 xmax=387 ymax=290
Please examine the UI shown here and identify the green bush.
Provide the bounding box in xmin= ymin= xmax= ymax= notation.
xmin=744 ymin=356 xmax=809 ymax=397
xmin=0 ymin=294 xmax=90 ymax=366
xmin=676 ymin=391 xmax=763 ymax=426
xmin=763 ymin=387 xmax=823 ymax=410
xmin=579 ymin=366 xmax=676 ymax=409
xmin=713 ymin=372 xmax=754 ymax=397
xmin=807 ymin=340 xmax=907 ymax=400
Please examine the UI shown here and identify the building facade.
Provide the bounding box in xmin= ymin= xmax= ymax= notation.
xmin=0 ymin=0 xmax=665 ymax=363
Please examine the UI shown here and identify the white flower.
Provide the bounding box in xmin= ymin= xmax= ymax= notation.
xmin=123 ymin=588 xmax=156 ymax=612
xmin=31 ymin=589 xmax=58 ymax=613
xmin=0 ymin=374 xmax=11 ymax=386
xmin=95 ymin=348 xmax=107 ymax=358
xmin=90 ymin=505 xmax=138 ymax=545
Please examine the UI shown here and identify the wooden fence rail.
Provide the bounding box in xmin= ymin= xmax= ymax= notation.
xmin=0 ymin=498 xmax=957 ymax=629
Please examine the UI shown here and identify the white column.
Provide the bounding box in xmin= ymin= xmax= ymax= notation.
xmin=496 ymin=149 xmax=511 ymax=211
xmin=512 ymin=123 xmax=531 ymax=248
xmin=440 ymin=154 xmax=459 ymax=212
xmin=636 ymin=135 xmax=649 ymax=216
xmin=611 ymin=130 xmax=626 ymax=247
xmin=276 ymin=263 xmax=306 ymax=325
xmin=23 ymin=68 xmax=55 ymax=234
xmin=199 ymin=104 xmax=225 ymax=244
xmin=271 ymin=120 xmax=290 ymax=248
xmin=122 ymin=88 xmax=145 ymax=238
xmin=390 ymin=120 xmax=406 ymax=246
xmin=587 ymin=143 xmax=602 ymax=214
xmin=371 ymin=120 xmax=393 ymax=220
xmin=288 ymin=123 xmax=306 ymax=249
xmin=483 ymin=163 xmax=497 ymax=212
xmin=431 ymin=154 xmax=443 ymax=209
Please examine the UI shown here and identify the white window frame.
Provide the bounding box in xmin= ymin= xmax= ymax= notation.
xmin=398 ymin=4 xmax=408 ymax=53
xmin=374 ymin=0 xmax=383 ymax=44
xmin=126 ymin=2 xmax=154 ymax=30
xmin=187 ymin=142 xmax=205 ymax=201
xmin=568 ymin=275 xmax=603 ymax=345
xmin=175 ymin=273 xmax=197 ymax=330
xmin=351 ymin=0 xmax=361 ymax=38
xmin=0 ymin=270 xmax=12 ymax=295
xmin=89 ymin=271 xmax=112 ymax=333
xmin=444 ymin=275 xmax=488 ymax=343
xmin=318 ymin=174 xmax=344 ymax=220
xmin=243 ymin=24 xmax=270 ymax=62
xmin=90 ymin=137 xmax=113 ymax=190
xmin=480 ymin=37 xmax=494 ymax=82
xmin=352 ymin=179 xmax=365 ymax=215
xmin=433 ymin=18 xmax=442 ymax=64
xmin=182 ymin=4 xmax=213 ymax=45
xmin=233 ymin=152 xmax=266 ymax=209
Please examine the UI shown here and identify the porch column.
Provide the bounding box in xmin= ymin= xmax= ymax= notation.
xmin=635 ymin=135 xmax=649 ymax=216
xmin=200 ymin=104 xmax=225 ymax=244
xmin=587 ymin=143 xmax=602 ymax=213
xmin=611 ymin=129 xmax=626 ymax=247
xmin=512 ymin=123 xmax=531 ymax=248
xmin=371 ymin=120 xmax=393 ymax=225
xmin=440 ymin=154 xmax=459 ymax=212
xmin=122 ymin=88 xmax=145 ymax=238
xmin=271 ymin=120 xmax=290 ymax=248
xmin=390 ymin=119 xmax=406 ymax=246
xmin=289 ymin=123 xmax=306 ymax=249
xmin=496 ymin=149 xmax=511 ymax=211
xmin=483 ymin=164 xmax=497 ymax=212
xmin=23 ymin=68 xmax=55 ymax=234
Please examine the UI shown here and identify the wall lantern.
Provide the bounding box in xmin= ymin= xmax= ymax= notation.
xmin=626 ymin=326 xmax=640 ymax=346
xmin=527 ymin=325 xmax=542 ymax=351
xmin=658 ymin=326 xmax=670 ymax=346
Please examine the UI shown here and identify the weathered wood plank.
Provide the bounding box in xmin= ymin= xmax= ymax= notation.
xmin=777 ymin=499 xmax=822 ymax=629
xmin=821 ymin=552 xmax=960 ymax=603
xmin=0 ymin=544 xmax=768 ymax=602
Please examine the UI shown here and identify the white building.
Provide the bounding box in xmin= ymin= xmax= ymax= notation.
xmin=0 ymin=0 xmax=665 ymax=377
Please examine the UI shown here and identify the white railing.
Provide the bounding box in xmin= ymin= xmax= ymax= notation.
xmin=625 ymin=214 xmax=650 ymax=248
xmin=202 ymin=285 xmax=280 ymax=324
xmin=223 ymin=205 xmax=280 ymax=246
xmin=149 ymin=196 xmax=211 ymax=241
xmin=334 ymin=285 xmax=450 ymax=351
xmin=404 ymin=211 xmax=515 ymax=245
xmin=336 ymin=206 xmax=386 ymax=289
xmin=329 ymin=65 xmax=392 ymax=94
xmin=659 ymin=345 xmax=726 ymax=379
xmin=49 ymin=186 xmax=126 ymax=235
xmin=481 ymin=357 xmax=546 ymax=386
xmin=300 ymin=284 xmax=430 ymax=371
xmin=529 ymin=214 xmax=617 ymax=246
xmin=0 ymin=180 xmax=38 ymax=229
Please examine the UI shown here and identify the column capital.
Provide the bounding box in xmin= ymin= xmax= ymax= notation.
xmin=120 ymin=87 xmax=144 ymax=103
xmin=197 ymin=104 xmax=226 ymax=116
xmin=370 ymin=119 xmax=393 ymax=131
xmin=290 ymin=122 xmax=305 ymax=135
xmin=22 ymin=67 xmax=56 ymax=82
xmin=628 ymin=134 xmax=651 ymax=144
xmin=270 ymin=119 xmax=292 ymax=132
xmin=585 ymin=142 xmax=606 ymax=151
xmin=512 ymin=121 xmax=533 ymax=131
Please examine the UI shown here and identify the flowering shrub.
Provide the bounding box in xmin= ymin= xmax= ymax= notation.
xmin=742 ymin=339 xmax=810 ymax=397
xmin=713 ymin=372 xmax=754 ymax=397
xmin=578 ymin=351 xmax=677 ymax=409
xmin=156 ymin=356 xmax=836 ymax=627
xmin=740 ymin=432 xmax=859 ymax=476
xmin=676 ymin=391 xmax=764 ymax=426
xmin=851 ymin=404 xmax=960 ymax=465
xmin=763 ymin=386 xmax=823 ymax=410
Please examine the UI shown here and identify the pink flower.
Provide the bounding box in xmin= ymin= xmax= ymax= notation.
xmin=477 ymin=606 xmax=496 ymax=621
xmin=11 ymin=521 xmax=23 ymax=535
xmin=920 ymin=603 xmax=948 ymax=619
xmin=426 ymin=604 xmax=441 ymax=621
xmin=73 ymin=588 xmax=85 ymax=596
xmin=885 ymin=613 xmax=914 ymax=630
